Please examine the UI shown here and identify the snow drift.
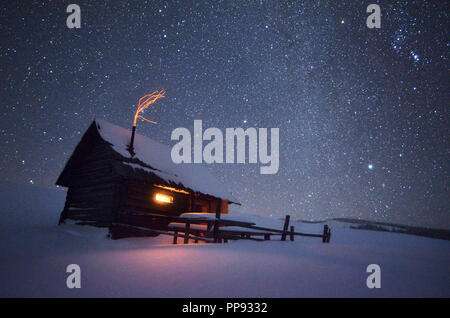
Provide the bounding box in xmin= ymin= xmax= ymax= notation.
xmin=0 ymin=182 xmax=448 ymax=297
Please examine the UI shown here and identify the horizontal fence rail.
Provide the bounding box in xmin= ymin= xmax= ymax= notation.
xmin=118 ymin=213 xmax=331 ymax=244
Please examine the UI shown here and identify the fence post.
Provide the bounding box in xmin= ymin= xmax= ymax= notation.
xmin=207 ymin=222 xmax=212 ymax=237
xmin=213 ymin=220 xmax=219 ymax=243
xmin=173 ymin=230 xmax=178 ymax=244
xmin=322 ymin=224 xmax=328 ymax=243
xmin=214 ymin=199 xmax=222 ymax=243
xmin=290 ymin=226 xmax=295 ymax=241
xmin=184 ymin=221 xmax=190 ymax=244
xmin=281 ymin=215 xmax=290 ymax=241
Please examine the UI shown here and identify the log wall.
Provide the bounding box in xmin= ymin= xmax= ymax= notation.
xmin=58 ymin=140 xmax=230 ymax=233
xmin=60 ymin=142 xmax=123 ymax=224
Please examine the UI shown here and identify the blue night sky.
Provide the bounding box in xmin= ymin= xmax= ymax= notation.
xmin=0 ymin=1 xmax=448 ymax=228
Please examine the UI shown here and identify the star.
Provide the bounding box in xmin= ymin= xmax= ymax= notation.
xmin=0 ymin=1 xmax=446 ymax=228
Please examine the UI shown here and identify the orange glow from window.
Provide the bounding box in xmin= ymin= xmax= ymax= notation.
xmin=154 ymin=193 xmax=173 ymax=204
xmin=133 ymin=90 xmax=166 ymax=127
xmin=154 ymin=184 xmax=189 ymax=195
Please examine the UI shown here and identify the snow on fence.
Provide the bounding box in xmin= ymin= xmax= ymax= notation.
xmin=118 ymin=213 xmax=331 ymax=244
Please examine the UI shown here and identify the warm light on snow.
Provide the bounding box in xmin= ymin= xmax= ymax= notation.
xmin=0 ymin=182 xmax=448 ymax=297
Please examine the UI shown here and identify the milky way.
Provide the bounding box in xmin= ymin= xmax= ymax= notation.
xmin=0 ymin=1 xmax=448 ymax=228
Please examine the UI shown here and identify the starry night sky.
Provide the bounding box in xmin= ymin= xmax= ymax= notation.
xmin=1 ymin=1 xmax=448 ymax=228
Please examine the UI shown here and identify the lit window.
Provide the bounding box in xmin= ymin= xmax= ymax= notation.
xmin=154 ymin=193 xmax=173 ymax=204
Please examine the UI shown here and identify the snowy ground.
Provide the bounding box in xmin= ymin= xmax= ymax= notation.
xmin=0 ymin=182 xmax=448 ymax=297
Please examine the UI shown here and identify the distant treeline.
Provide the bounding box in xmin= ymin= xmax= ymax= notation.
xmin=334 ymin=218 xmax=450 ymax=241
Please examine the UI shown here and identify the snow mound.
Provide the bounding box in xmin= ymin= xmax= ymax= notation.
xmin=0 ymin=182 xmax=449 ymax=297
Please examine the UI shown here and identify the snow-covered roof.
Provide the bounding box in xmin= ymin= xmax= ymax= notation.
xmin=94 ymin=119 xmax=238 ymax=203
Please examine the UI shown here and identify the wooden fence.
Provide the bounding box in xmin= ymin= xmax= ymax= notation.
xmin=115 ymin=213 xmax=331 ymax=244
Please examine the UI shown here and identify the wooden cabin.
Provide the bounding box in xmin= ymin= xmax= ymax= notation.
xmin=56 ymin=119 xmax=239 ymax=236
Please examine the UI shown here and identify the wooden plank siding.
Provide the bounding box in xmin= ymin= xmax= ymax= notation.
xmin=59 ymin=141 xmax=123 ymax=224
xmin=57 ymin=122 xmax=232 ymax=237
